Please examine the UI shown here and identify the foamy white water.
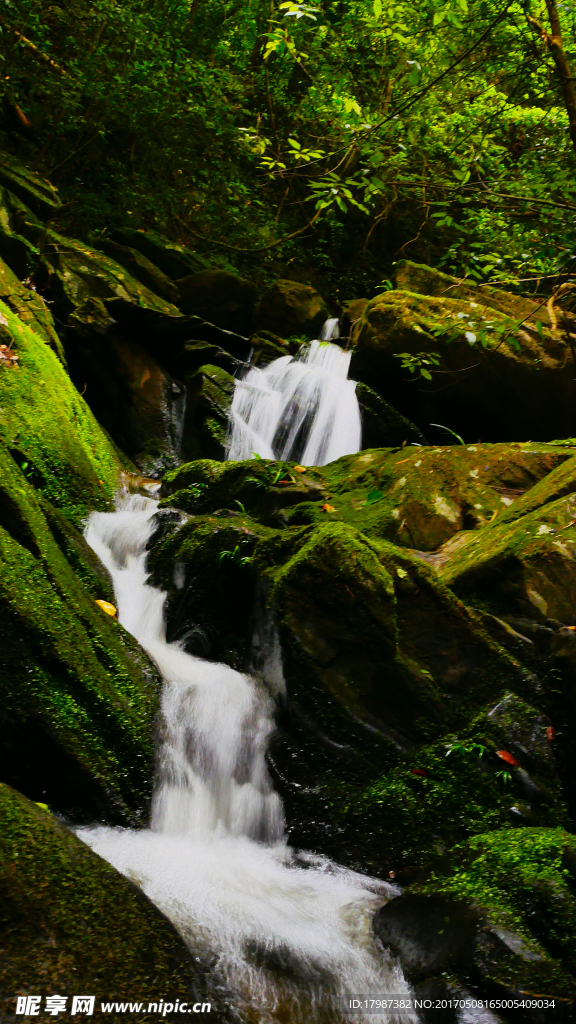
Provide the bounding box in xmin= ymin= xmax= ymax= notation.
xmin=80 ymin=495 xmax=413 ymax=1023
xmin=227 ymin=320 xmax=362 ymax=466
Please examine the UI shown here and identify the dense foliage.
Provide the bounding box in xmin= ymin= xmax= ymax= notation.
xmin=2 ymin=0 xmax=576 ymax=295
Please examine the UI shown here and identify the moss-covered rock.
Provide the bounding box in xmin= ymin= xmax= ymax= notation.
xmin=101 ymin=239 xmax=181 ymax=305
xmin=350 ymin=285 xmax=575 ymax=442
xmin=254 ymin=279 xmax=330 ymax=338
xmin=0 ymin=299 xmax=119 ymax=521
xmin=0 ymin=784 xmax=217 ymax=1022
xmin=0 ymin=306 xmax=161 ymax=821
xmin=0 ymin=257 xmax=64 ymax=362
xmin=110 ymin=227 xmax=210 ymax=280
xmin=0 ymin=152 xmax=61 ymax=220
xmin=45 ymin=230 xmax=180 ymax=322
xmin=374 ymin=827 xmax=576 ymax=1015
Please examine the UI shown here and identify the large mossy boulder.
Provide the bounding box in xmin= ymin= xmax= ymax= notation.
xmin=253 ymin=279 xmax=330 ymax=338
xmin=374 ymin=828 xmax=576 ymax=1017
xmin=0 ymin=304 xmax=161 ymax=821
xmin=351 ymin=269 xmax=575 ymax=442
xmin=0 ymin=784 xmax=216 ymax=1022
xmin=177 ymin=269 xmax=258 ymax=335
xmin=101 ymin=239 xmax=181 ymax=305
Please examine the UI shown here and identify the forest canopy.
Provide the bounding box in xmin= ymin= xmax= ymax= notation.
xmin=2 ymin=0 xmax=576 ymax=297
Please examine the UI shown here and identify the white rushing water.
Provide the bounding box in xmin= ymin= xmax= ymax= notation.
xmin=79 ymin=495 xmax=414 ymax=1023
xmin=227 ymin=319 xmax=362 ymax=466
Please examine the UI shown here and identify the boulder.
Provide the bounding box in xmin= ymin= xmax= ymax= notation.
xmin=374 ymin=828 xmax=576 ymax=1017
xmin=65 ymin=298 xmax=186 ymax=476
xmin=253 ymin=279 xmax=330 ymax=338
xmin=0 ymin=784 xmax=215 ymax=1021
xmin=350 ymin=284 xmax=575 ymax=442
xmin=177 ymin=269 xmax=258 ymax=335
xmin=0 ymin=303 xmax=161 ymax=821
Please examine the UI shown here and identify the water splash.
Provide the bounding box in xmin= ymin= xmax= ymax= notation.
xmin=79 ymin=495 xmax=414 ymax=1023
xmin=227 ymin=320 xmax=362 ymax=466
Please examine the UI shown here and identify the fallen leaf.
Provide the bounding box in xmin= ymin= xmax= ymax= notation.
xmin=411 ymin=769 xmax=426 ymax=776
xmin=496 ymin=749 xmax=520 ymax=767
xmin=365 ymin=489 xmax=383 ymax=505
xmin=95 ymin=599 xmax=117 ymax=618
xmin=546 ymin=726 xmax=555 ymax=741
xmin=293 ymin=465 xmax=307 ymax=473
xmin=322 ymin=503 xmax=336 ymax=512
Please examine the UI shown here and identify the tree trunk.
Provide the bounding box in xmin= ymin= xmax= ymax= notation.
xmin=532 ymin=1 xmax=576 ymax=157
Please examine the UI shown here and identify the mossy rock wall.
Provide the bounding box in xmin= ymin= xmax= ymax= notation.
xmin=0 ymin=784 xmax=219 ymax=1022
xmin=0 ymin=307 xmax=161 ymax=822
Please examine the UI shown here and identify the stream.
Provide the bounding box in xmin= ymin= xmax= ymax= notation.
xmin=79 ymin=494 xmax=414 ymax=1023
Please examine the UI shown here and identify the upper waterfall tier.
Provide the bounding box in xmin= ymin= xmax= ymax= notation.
xmin=227 ymin=322 xmax=362 ymax=466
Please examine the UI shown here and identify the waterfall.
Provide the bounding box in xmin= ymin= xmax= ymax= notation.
xmin=79 ymin=495 xmax=414 ymax=1022
xmin=227 ymin=320 xmax=362 ymax=466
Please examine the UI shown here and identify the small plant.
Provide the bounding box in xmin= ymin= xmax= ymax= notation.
xmin=233 ymin=500 xmax=246 ymax=513
xmin=446 ymin=741 xmax=487 ymax=758
xmin=187 ymin=482 xmax=207 ymax=501
xmin=394 ymin=351 xmax=441 ymax=380
xmin=218 ymin=546 xmax=252 ymax=568
xmin=430 ymin=423 xmax=465 ymax=445
xmin=246 ymin=462 xmax=294 ymax=488
xmin=495 ymin=770 xmax=513 ymax=785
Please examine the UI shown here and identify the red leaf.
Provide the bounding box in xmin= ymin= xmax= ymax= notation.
xmin=496 ymin=749 xmax=520 ymax=767
xmin=411 ymin=768 xmax=426 ymax=776
xmin=546 ymin=726 xmax=555 ymax=741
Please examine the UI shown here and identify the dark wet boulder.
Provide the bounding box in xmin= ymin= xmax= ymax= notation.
xmin=177 ymin=269 xmax=258 ymax=335
xmin=181 ymin=364 xmax=236 ymax=462
xmin=355 ymin=381 xmax=427 ymax=448
xmin=0 ymin=784 xmax=216 ymax=1022
xmin=253 ymin=279 xmax=330 ymax=338
xmin=65 ymin=298 xmax=185 ymax=476
xmin=374 ymin=828 xmax=576 ymax=1019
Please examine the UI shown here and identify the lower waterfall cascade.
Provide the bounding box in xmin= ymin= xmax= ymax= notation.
xmin=79 ymin=492 xmax=414 ymax=1023
xmin=227 ymin=319 xmax=362 ymax=466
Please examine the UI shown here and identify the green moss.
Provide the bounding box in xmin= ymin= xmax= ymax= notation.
xmin=0 ymin=300 xmax=120 ymax=524
xmin=0 ymin=784 xmax=211 ymax=1019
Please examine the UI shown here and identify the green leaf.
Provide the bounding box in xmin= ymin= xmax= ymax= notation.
xmin=366 ymin=489 xmax=383 ymax=505
xmin=373 ymin=0 xmax=382 ymax=17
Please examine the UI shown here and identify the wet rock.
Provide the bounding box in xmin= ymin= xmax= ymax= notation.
xmin=355 ymin=381 xmax=427 ymax=448
xmin=101 ymin=239 xmax=181 ymax=305
xmin=250 ymin=330 xmax=294 ymax=366
xmin=177 ymin=269 xmax=258 ymax=334
xmin=65 ymin=298 xmax=185 ymax=475
xmin=254 ymin=279 xmax=330 ymax=338
xmin=350 ymin=283 xmax=576 ymax=443
xmin=0 ymin=784 xmax=216 ymax=1022
xmin=374 ymin=829 xmax=576 ymax=1019
xmin=182 ymin=363 xmax=236 ymax=462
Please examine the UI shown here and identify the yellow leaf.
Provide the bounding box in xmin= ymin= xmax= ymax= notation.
xmin=322 ymin=503 xmax=336 ymax=513
xmin=294 ymin=465 xmax=307 ymax=473
xmin=95 ymin=599 xmax=117 ymax=618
